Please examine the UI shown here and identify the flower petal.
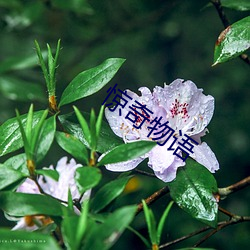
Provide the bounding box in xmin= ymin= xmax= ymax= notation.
xmin=16 ymin=178 xmax=40 ymax=194
xmin=190 ymin=142 xmax=219 ymax=173
xmin=12 ymin=218 xmax=38 ymax=231
xmin=148 ymin=144 xmax=185 ymax=182
xmin=105 ymin=156 xmax=146 ymax=172
xmin=157 ymin=79 xmax=214 ymax=136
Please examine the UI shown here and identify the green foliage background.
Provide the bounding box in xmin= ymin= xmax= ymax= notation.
xmin=0 ymin=0 xmax=249 ymax=249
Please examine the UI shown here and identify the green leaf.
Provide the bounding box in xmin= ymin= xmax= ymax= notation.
xmin=0 ymin=192 xmax=65 ymax=216
xmin=4 ymin=153 xmax=28 ymax=175
xmin=142 ymin=200 xmax=157 ymax=245
xmin=59 ymin=58 xmax=125 ymax=106
xmin=89 ymin=108 xmax=97 ymax=150
xmin=97 ymin=140 xmax=156 ymax=166
xmin=221 ymin=0 xmax=250 ymax=11
xmin=83 ymin=205 xmax=136 ymax=250
xmin=76 ymin=201 xmax=89 ymax=248
xmin=0 ymin=228 xmax=60 ymax=250
xmin=59 ymin=112 xmax=123 ymax=153
xmin=0 ymin=164 xmax=27 ymax=190
xmin=36 ymin=116 xmax=56 ymax=162
xmin=168 ymin=159 xmax=218 ymax=227
xmin=75 ymin=167 xmax=102 ymax=194
xmin=62 ymin=201 xmax=89 ymax=250
xmin=62 ymin=215 xmax=80 ymax=250
xmin=56 ymin=131 xmax=89 ymax=165
xmin=0 ymin=76 xmax=46 ymax=102
xmin=157 ymin=201 xmax=174 ymax=244
xmin=96 ymin=105 xmax=105 ymax=140
xmin=36 ymin=169 xmax=59 ymax=181
xmin=73 ymin=106 xmax=91 ymax=148
xmin=213 ymin=16 xmax=250 ymax=65
xmin=91 ymin=176 xmax=132 ymax=213
xmin=0 ymin=111 xmax=44 ymax=157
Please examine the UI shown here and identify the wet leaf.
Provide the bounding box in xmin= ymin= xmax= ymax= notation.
xmin=213 ymin=16 xmax=250 ymax=65
xmin=97 ymin=141 xmax=156 ymax=166
xmin=59 ymin=58 xmax=125 ymax=106
xmin=168 ymin=159 xmax=218 ymax=227
xmin=56 ymin=131 xmax=89 ymax=165
xmin=37 ymin=116 xmax=56 ymax=162
xmin=0 ymin=164 xmax=27 ymax=190
xmin=0 ymin=111 xmax=44 ymax=157
xmin=0 ymin=192 xmax=65 ymax=216
xmin=59 ymin=112 xmax=123 ymax=153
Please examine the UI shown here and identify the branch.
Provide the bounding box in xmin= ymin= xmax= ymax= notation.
xmin=136 ymin=186 xmax=169 ymax=215
xmin=218 ymin=176 xmax=250 ymax=198
xmin=193 ymin=216 xmax=250 ymax=247
xmin=134 ymin=169 xmax=156 ymax=178
xmin=159 ymin=216 xmax=250 ymax=249
xmin=211 ymin=0 xmax=250 ymax=66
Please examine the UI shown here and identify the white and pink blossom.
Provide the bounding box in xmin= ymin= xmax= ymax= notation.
xmin=103 ymin=79 xmax=219 ymax=182
xmin=12 ymin=157 xmax=89 ymax=231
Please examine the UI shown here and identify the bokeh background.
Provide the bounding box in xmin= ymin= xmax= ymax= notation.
xmin=0 ymin=0 xmax=249 ymax=249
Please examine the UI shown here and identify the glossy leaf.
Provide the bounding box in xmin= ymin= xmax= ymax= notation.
xmin=59 ymin=58 xmax=125 ymax=106
xmin=83 ymin=205 xmax=137 ymax=250
xmin=0 ymin=76 xmax=46 ymax=102
xmin=168 ymin=159 xmax=218 ymax=227
xmin=59 ymin=113 xmax=123 ymax=153
xmin=75 ymin=167 xmax=102 ymax=194
xmin=0 ymin=164 xmax=27 ymax=190
xmin=0 ymin=111 xmax=44 ymax=157
xmin=98 ymin=140 xmax=156 ymax=166
xmin=4 ymin=153 xmax=28 ymax=175
xmin=0 ymin=192 xmax=65 ymax=216
xmin=56 ymin=131 xmax=89 ymax=165
xmin=73 ymin=106 xmax=91 ymax=147
xmin=36 ymin=169 xmax=59 ymax=181
xmin=213 ymin=16 xmax=250 ymax=65
xmin=36 ymin=116 xmax=56 ymax=162
xmin=221 ymin=0 xmax=250 ymax=11
xmin=91 ymin=176 xmax=132 ymax=213
xmin=0 ymin=228 xmax=60 ymax=250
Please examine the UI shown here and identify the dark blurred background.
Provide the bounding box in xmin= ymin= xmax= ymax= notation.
xmin=0 ymin=0 xmax=249 ymax=249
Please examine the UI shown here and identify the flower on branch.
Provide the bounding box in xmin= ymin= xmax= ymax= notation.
xmin=103 ymin=79 xmax=219 ymax=182
xmin=11 ymin=157 xmax=90 ymax=231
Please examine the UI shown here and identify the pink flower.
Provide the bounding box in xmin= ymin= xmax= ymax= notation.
xmin=12 ymin=157 xmax=90 ymax=231
xmin=103 ymin=79 xmax=219 ymax=182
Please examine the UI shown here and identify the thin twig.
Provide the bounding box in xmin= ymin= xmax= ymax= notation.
xmin=136 ymin=186 xmax=169 ymax=215
xmin=159 ymin=224 xmax=212 ymax=249
xmin=218 ymin=176 xmax=250 ymax=198
xmin=193 ymin=216 xmax=250 ymax=247
xmin=159 ymin=216 xmax=250 ymax=249
xmin=134 ymin=169 xmax=156 ymax=178
xmin=211 ymin=0 xmax=250 ymax=66
xmin=218 ymin=206 xmax=235 ymax=218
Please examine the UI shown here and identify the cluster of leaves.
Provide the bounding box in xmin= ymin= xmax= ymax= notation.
xmin=0 ymin=39 xmax=220 ymax=250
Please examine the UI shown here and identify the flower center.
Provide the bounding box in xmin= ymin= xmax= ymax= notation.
xmin=170 ymin=99 xmax=190 ymax=122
